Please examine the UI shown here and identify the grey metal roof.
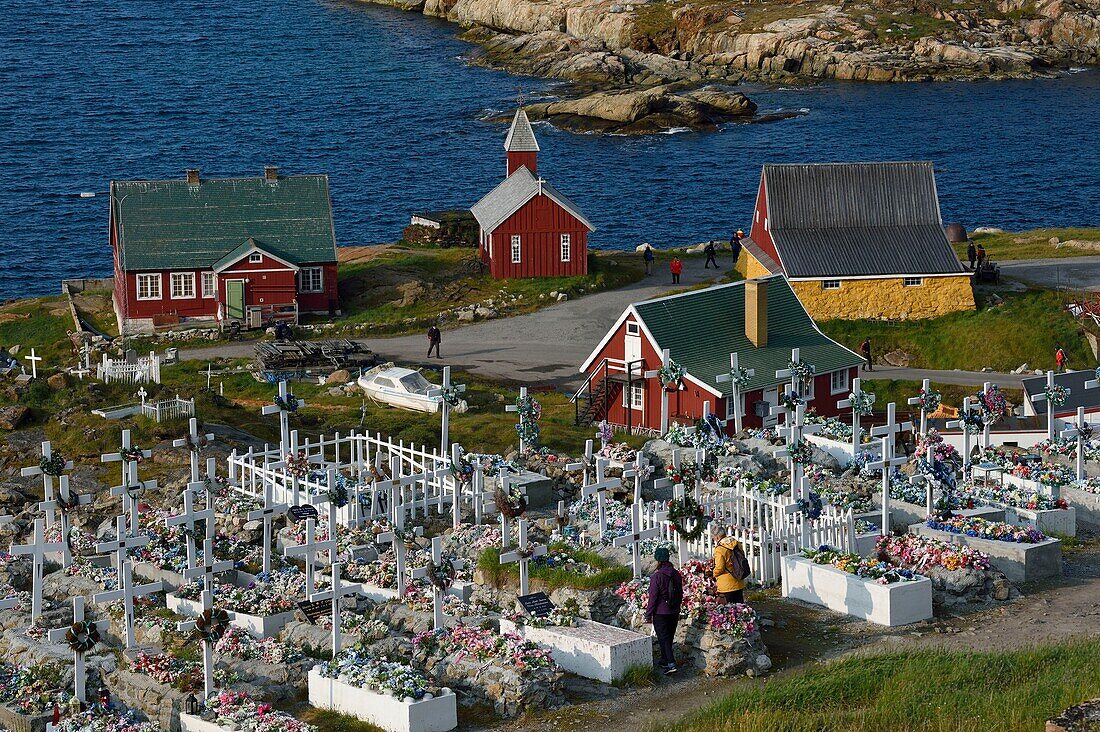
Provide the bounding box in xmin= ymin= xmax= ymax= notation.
xmin=505 ymin=110 xmax=540 ymax=152
xmin=761 ymin=162 xmax=965 ymax=278
xmin=742 ymin=237 xmax=781 ymax=274
xmin=471 ymin=166 xmax=594 ymax=233
xmin=1022 ymin=370 xmax=1100 ymax=416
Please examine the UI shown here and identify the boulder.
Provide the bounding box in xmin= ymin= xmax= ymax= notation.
xmin=325 ymin=369 xmax=351 ymax=384
xmin=0 ymin=405 xmax=29 ymax=430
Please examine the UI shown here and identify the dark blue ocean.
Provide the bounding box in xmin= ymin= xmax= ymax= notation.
xmin=1 ymin=0 xmax=1098 ymax=299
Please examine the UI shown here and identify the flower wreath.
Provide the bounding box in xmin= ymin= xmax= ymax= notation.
xmin=185 ymin=430 xmax=209 ymax=453
xmin=1043 ymin=384 xmax=1070 ymax=409
xmin=284 ymin=451 xmax=310 ymax=480
xmin=781 ymin=390 xmax=803 ymax=412
xmin=1075 ymin=421 xmax=1095 ymax=442
xmin=666 ymin=495 xmax=708 ymax=542
xmin=658 ymin=361 xmax=687 ymax=392
xmin=203 ymin=475 xmax=230 ymax=499
xmin=960 ymin=409 xmax=984 ymax=435
xmin=795 ymin=491 xmax=824 ymax=521
xmin=123 ymin=473 xmax=147 ymax=502
xmin=439 ymin=385 xmax=464 ymax=408
xmin=391 ymin=525 xmax=421 ymax=549
xmin=515 ymin=419 xmax=541 ymax=446
xmin=787 ymin=360 xmax=816 ymax=388
xmin=327 ymin=483 xmax=350 ymax=509
xmin=39 ymin=453 xmax=67 ymax=477
xmin=177 ymin=519 xmax=208 ymax=542
xmin=66 ymin=620 xmax=100 ymax=654
xmin=975 ymin=385 xmax=1008 ymax=425
xmin=193 ymin=608 xmax=231 ymax=643
xmin=427 ymin=559 xmax=457 ymax=592
xmin=120 ymin=446 xmax=145 ymax=464
xmin=727 ymin=365 xmax=751 ymax=390
xmin=916 ymin=388 xmax=942 ymax=414
xmin=274 ymin=392 xmax=300 ymax=413
xmin=514 ymin=395 xmax=542 ymax=422
xmin=786 ymin=439 xmax=814 ymax=465
xmin=515 ymin=545 xmax=537 ymax=560
xmin=495 ymin=487 xmax=527 ymax=519
xmin=847 ymin=391 xmax=875 ymax=417
xmin=449 ymin=454 xmax=475 ymax=485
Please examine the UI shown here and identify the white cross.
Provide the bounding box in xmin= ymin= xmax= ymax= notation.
xmin=48 ymin=597 xmax=105 ymax=704
xmin=671 ymin=448 xmax=707 ymax=502
xmin=24 ymin=348 xmax=41 ymax=379
xmin=248 ymin=480 xmax=289 ymax=574
xmin=10 ymin=518 xmax=63 ymax=621
xmin=177 ymin=588 xmax=235 ymax=700
xmin=427 ymin=366 xmax=466 ymax=458
xmin=184 ymin=537 xmax=235 ymax=595
xmin=448 ymin=444 xmax=467 ymax=530
xmin=165 ymin=489 xmax=215 ymax=573
xmin=906 ymin=445 xmax=938 ymax=516
xmin=1031 ymin=370 xmax=1069 ymax=442
xmin=776 ymin=404 xmax=822 ymax=499
xmin=1060 ymin=405 xmax=1092 ymax=483
xmin=644 ymin=348 xmax=676 ymax=435
xmin=581 ymin=459 xmax=619 ymax=541
xmin=284 ymin=518 xmax=333 ymax=598
xmin=409 ymin=536 xmax=463 ymax=630
xmin=372 ymin=457 xmax=425 ymax=530
xmin=564 ymin=439 xmax=595 ymax=495
xmin=491 ymin=469 xmax=528 ymax=548
xmin=91 ymin=560 xmax=163 ymax=649
xmin=20 ymin=441 xmax=71 ymax=529
xmin=839 ymin=377 xmax=875 ymax=460
xmin=96 ymin=515 xmax=150 ymax=581
xmin=262 ymin=381 xmax=305 ymax=456
xmin=622 ymin=451 xmax=647 ymax=504
xmin=775 ymin=348 xmax=811 ymax=426
xmin=505 ymin=387 xmax=534 ymax=452
xmin=137 ymin=386 xmax=147 ymax=405
xmin=946 ymin=395 xmax=976 ymax=469
xmin=906 ymin=378 xmax=933 ymax=437
xmin=716 ymin=352 xmax=754 ymax=434
xmin=376 ymin=523 xmax=423 ymax=598
xmin=0 ymin=516 xmax=15 ymax=611
xmin=38 ymin=476 xmax=93 ymax=569
xmin=612 ymin=502 xmax=662 ymax=578
xmin=309 ymin=562 xmax=358 ymax=656
xmin=103 ymin=431 xmax=155 ymax=534
xmin=977 ymin=381 xmax=994 ymax=449
xmin=500 ymin=519 xmax=546 ymax=596
xmin=173 ymin=418 xmax=215 ymax=484
xmin=867 ymin=402 xmax=912 ymax=535
xmin=307 ymin=473 xmax=341 ymax=566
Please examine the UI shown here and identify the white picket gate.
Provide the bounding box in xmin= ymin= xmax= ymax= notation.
xmin=98 ymin=352 xmax=161 ymax=384
xmin=140 ymin=396 xmax=194 ymax=423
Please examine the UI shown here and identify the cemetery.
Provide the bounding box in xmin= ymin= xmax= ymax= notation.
xmin=0 ymin=337 xmax=1097 ymax=732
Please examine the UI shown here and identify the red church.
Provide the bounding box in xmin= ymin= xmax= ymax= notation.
xmin=472 ymin=110 xmax=594 ymax=279
xmin=110 ymin=167 xmax=340 ymax=334
xmin=576 ymin=276 xmax=863 ymax=434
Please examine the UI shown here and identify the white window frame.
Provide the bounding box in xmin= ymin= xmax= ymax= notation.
xmin=560 ymin=234 xmax=571 ymax=262
xmin=822 ymin=280 xmax=842 ymax=291
xmin=201 ymin=272 xmax=217 ymax=299
xmin=511 ymin=235 xmax=522 ymax=264
xmin=299 ymin=267 xmax=324 ymax=294
xmin=903 ymin=277 xmax=924 ymax=287
xmin=725 ymin=394 xmax=741 ymax=420
xmin=249 ymin=252 xmax=263 ymax=264
xmin=626 ymin=322 xmax=640 ymax=336
xmin=170 ymin=272 xmax=195 ymax=300
xmin=136 ymin=273 xmax=161 ymax=301
xmin=802 ymin=374 xmax=816 ymax=402
xmin=623 ymin=381 xmax=645 ymax=411
xmin=830 ymin=369 xmax=849 ymax=395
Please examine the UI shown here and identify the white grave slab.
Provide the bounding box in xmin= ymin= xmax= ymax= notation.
xmin=308 ymin=667 xmax=457 ymax=732
xmin=498 ymin=618 xmax=651 ymax=683
xmin=781 ymin=555 xmax=933 ymax=626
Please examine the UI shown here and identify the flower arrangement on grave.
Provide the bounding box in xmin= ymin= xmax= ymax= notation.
xmin=785 ymin=439 xmax=814 ymax=466
xmin=65 ymin=619 xmax=100 ymax=653
xmin=728 ymin=365 xmax=752 ymax=390
xmin=657 ymin=360 xmax=686 ymax=391
xmin=914 ymin=387 xmax=942 ymax=414
xmin=780 ymin=390 xmax=803 ymax=412
xmin=665 ymin=495 xmax=709 ymax=541
xmin=917 ymin=455 xmax=958 ymax=491
xmin=427 ymin=557 xmax=457 ymax=592
xmin=185 ymin=429 xmax=210 ymax=453
xmin=449 ymin=450 xmax=476 ymax=485
xmin=53 ymin=706 xmax=160 ymax=732
xmin=505 ymin=598 xmax=580 ymax=628
xmin=801 ymin=546 xmax=920 ymax=584
xmin=38 ymin=452 xmax=67 ymax=477
xmin=794 ymin=492 xmax=824 ymax=521
xmin=804 ymin=412 xmax=865 ymax=444
xmin=413 ymin=625 xmax=558 ymax=673
xmin=959 ymin=408 xmax=985 ymax=435
xmin=925 ymin=513 xmax=1048 ymax=544
xmin=274 ymin=391 xmax=300 ymax=413
xmin=319 ymin=649 xmax=438 ymax=701
xmin=968 ymin=483 xmax=1068 ymax=511
xmin=283 ymin=451 xmax=310 ymax=479
xmin=847 ymin=390 xmax=875 ymax=417
xmin=975 ymin=384 xmax=1008 ymax=424
xmin=214 ymin=626 xmax=303 ymax=664
xmin=203 ymin=690 xmax=316 ymax=732
xmin=63 ymin=557 xmax=117 ymax=590
xmin=445 ymin=523 xmax=506 ymax=556
xmin=515 ymin=419 xmax=541 ymax=446
xmin=875 ymin=534 xmax=991 ymax=572
xmin=1031 ymin=437 xmax=1078 ymax=458
xmin=439 ymin=384 xmax=464 ymax=408
xmin=915 ymin=429 xmax=958 ymax=463
xmin=176 ymin=569 xmax=306 ymax=616
xmin=463 ymin=453 xmax=519 ymax=478
xmin=787 ymin=360 xmax=816 ymax=389
xmin=854 ymin=518 xmax=879 ymax=534
xmin=0 ymin=662 xmax=63 ymax=715
xmin=128 ymin=651 xmax=202 ymax=689
xmin=193 ymin=607 xmax=231 ymax=643
xmin=667 ymin=458 xmax=715 ymax=490
xmin=615 ymin=560 xmax=759 ymax=636
xmin=326 ymin=478 xmax=350 ymax=509
xmin=1043 ymin=383 xmax=1070 ymax=409
xmin=119 ymin=445 xmax=145 ymax=464
xmin=495 ymin=486 xmax=527 ymax=519
xmin=597 ymin=442 xmax=637 ymax=463
xmin=344 ymin=556 xmax=398 ymax=589
xmin=596 ymin=420 xmax=614 ymax=447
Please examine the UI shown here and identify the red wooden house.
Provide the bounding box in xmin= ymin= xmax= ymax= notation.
xmin=576 ymin=275 xmax=863 ymax=434
xmin=110 ymin=167 xmax=340 ymax=334
xmin=472 ymin=110 xmax=594 ymax=279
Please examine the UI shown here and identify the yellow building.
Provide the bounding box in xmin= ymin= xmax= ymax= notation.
xmin=739 ymin=161 xmax=975 ymax=321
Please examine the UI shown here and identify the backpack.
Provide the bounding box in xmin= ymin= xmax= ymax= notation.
xmin=729 ymin=544 xmax=751 ymax=582
xmin=665 ymin=569 xmax=683 ymax=610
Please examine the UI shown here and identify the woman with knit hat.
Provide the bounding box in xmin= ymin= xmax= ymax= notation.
xmin=645 ymin=546 xmax=683 ymax=674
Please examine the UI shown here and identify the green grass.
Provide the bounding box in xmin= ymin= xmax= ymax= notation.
xmin=958 ymin=228 xmax=1100 ymax=262
xmin=861 ymin=380 xmax=1023 ymax=411
xmin=478 ymin=542 xmax=632 ymax=591
xmin=615 ymin=663 xmax=658 ymax=688
xmin=0 ymin=297 xmax=74 ymax=364
xmin=300 ymin=708 xmax=385 ymax=732
xmin=666 ymin=642 xmax=1100 ymax=732
xmin=819 ymin=289 xmax=1092 ymax=372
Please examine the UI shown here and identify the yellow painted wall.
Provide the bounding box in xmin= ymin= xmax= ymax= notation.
xmin=738 ymin=250 xmax=775 ymax=280
xmin=791 ymin=275 xmax=975 ymax=320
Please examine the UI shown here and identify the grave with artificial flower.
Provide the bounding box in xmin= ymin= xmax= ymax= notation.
xmin=168 ymin=568 xmax=314 ymax=638
xmin=51 ymin=705 xmax=160 ymax=732
xmin=875 ymin=534 xmax=1013 ymax=605
xmin=181 ymin=689 xmax=317 ymax=732
xmin=911 ymin=514 xmax=1062 ymax=583
xmin=0 ymin=661 xmax=63 ymax=731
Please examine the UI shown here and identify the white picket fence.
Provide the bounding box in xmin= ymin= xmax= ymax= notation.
xmin=141 ymin=396 xmax=194 ymax=423
xmin=98 ymin=352 xmax=161 ymax=384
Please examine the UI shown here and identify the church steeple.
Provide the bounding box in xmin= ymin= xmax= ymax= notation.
xmin=504 ymin=109 xmax=539 ymax=177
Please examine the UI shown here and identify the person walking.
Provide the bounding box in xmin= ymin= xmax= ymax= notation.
xmin=976 ymin=243 xmax=987 ymax=270
xmin=1055 ymin=346 xmax=1067 ymax=373
xmin=966 ymin=238 xmax=977 ymax=270
xmin=643 ymin=244 xmax=655 ymax=275
xmin=670 ymin=257 xmax=683 ymax=284
xmin=426 ymin=324 xmax=442 ymax=359
xmin=712 ymin=526 xmax=749 ymax=604
xmin=704 ymin=241 xmax=719 ymax=269
xmin=860 ymin=337 xmax=873 ymax=372
xmin=645 ymin=547 xmax=683 ymax=674
xmin=730 ymin=229 xmax=744 ymax=264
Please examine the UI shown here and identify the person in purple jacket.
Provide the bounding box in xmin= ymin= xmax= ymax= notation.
xmin=645 ymin=546 xmax=684 ymax=674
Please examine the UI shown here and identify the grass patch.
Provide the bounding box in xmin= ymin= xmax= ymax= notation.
xmin=861 ymin=380 xmax=1023 ymax=411
xmin=478 ymin=542 xmax=632 ymax=591
xmin=615 ymin=663 xmax=658 ymax=688
xmin=299 ymin=708 xmax=385 ymax=732
xmin=958 ymin=228 xmax=1100 ymax=262
xmin=0 ymin=296 xmax=74 ymax=364
xmin=819 ymin=289 xmax=1092 ymax=372
xmin=666 ymin=641 xmax=1100 ymax=732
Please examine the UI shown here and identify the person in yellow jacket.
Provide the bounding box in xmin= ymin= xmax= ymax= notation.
xmin=712 ymin=525 xmax=748 ymax=604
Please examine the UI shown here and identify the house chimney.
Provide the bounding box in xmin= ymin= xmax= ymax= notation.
xmin=264 ymin=165 xmax=278 ymax=183
xmin=185 ymin=168 xmax=200 ymax=185
xmin=745 ymin=279 xmax=767 ymax=347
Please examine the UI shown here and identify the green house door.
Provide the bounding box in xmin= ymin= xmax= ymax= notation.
xmin=226 ymin=280 xmax=245 ymax=320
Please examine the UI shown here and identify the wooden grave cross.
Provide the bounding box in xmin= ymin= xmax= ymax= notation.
xmin=47 ymin=597 xmax=105 ymax=704
xmin=0 ymin=516 xmax=17 ymax=610
xmin=308 ymin=562 xmax=358 ymax=657
xmin=165 ymin=488 xmax=215 ymax=573
xmin=776 ymin=404 xmax=822 ymax=499
xmin=867 ymin=402 xmax=913 ymax=535
xmin=1060 ymin=406 xmax=1093 ymax=482
xmin=580 ymin=459 xmax=620 ymax=541
xmin=91 ymin=560 xmax=163 ymax=649
xmin=946 ymin=396 xmax=977 ymax=472
xmin=644 ymin=348 xmax=676 ymax=436
xmin=96 ymin=514 xmax=150 ymax=580
xmin=38 ymin=476 xmax=93 ymax=569
xmin=774 ymin=348 xmax=811 ymax=426
xmin=505 ymin=386 xmax=535 ymax=452
xmin=1031 ymin=370 xmax=1069 ymax=442
xmin=499 ymin=518 xmax=546 ymax=596
xmin=427 ymin=366 xmax=466 ymax=458
xmin=376 ymin=523 xmax=423 ymax=599
xmin=9 ymin=518 xmax=63 ymax=621
xmin=283 ymin=517 xmax=331 ymax=598
xmin=906 ymin=378 xmax=934 ymax=438
xmin=716 ymin=352 xmax=753 ymax=434
xmin=103 ymin=431 xmax=155 ymax=533
xmin=247 ymin=479 xmax=289 ymax=574
xmin=612 ymin=501 xmax=662 ymax=579
xmin=565 ymin=439 xmax=596 ymax=488
xmin=307 ymin=473 xmax=342 ymax=566
xmin=20 ymin=440 xmax=72 ymax=528
xmin=906 ymin=445 xmax=938 ymax=516
xmin=448 ymin=444 xmax=467 ymax=530
xmin=261 ymin=380 xmax=305 ymax=455
xmin=410 ymin=536 xmax=464 ymax=630
xmin=177 ymin=588 xmax=235 ymax=700
xmin=183 ymin=537 xmax=235 ymax=600
xmin=839 ymin=377 xmax=875 ymax=460
xmin=24 ymin=348 xmax=41 ymax=379
xmin=172 ymin=417 xmax=214 ymax=484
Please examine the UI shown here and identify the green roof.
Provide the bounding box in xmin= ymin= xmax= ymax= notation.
xmin=112 ymin=174 xmax=338 ymax=271
xmin=632 ymin=276 xmax=863 ymax=396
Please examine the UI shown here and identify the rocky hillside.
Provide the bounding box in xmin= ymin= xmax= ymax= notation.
xmin=365 ymin=0 xmax=1098 ymax=85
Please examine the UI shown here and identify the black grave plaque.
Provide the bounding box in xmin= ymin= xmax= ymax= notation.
xmin=288 ymin=505 xmax=319 ymax=523
xmin=517 ymin=592 xmax=555 ymax=618
xmin=297 ymin=599 xmax=332 ymax=625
